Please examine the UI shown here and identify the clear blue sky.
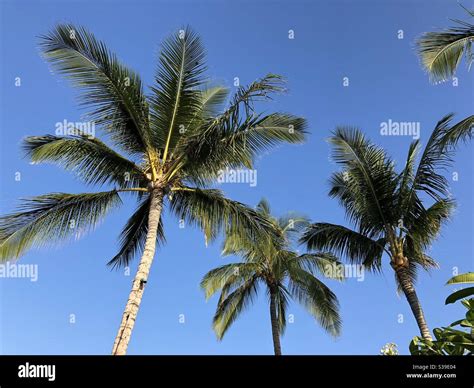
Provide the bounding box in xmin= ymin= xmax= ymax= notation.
xmin=0 ymin=0 xmax=472 ymax=355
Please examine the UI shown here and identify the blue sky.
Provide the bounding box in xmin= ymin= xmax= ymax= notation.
xmin=0 ymin=0 xmax=472 ymax=355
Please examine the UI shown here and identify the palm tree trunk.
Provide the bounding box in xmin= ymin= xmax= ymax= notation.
xmin=269 ymin=288 xmax=282 ymax=355
xmin=112 ymin=188 xmax=164 ymax=355
xmin=395 ymin=265 xmax=433 ymax=341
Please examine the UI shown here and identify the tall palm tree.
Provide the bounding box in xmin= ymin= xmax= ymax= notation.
xmin=201 ymin=199 xmax=342 ymax=355
xmin=301 ymin=114 xmax=473 ymax=341
xmin=416 ymin=5 xmax=474 ymax=83
xmin=0 ymin=25 xmax=307 ymax=355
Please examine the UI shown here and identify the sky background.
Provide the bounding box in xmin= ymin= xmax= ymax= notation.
xmin=0 ymin=0 xmax=472 ymax=355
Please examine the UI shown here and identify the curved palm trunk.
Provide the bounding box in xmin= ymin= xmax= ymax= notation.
xmin=395 ymin=265 xmax=433 ymax=341
xmin=269 ymin=289 xmax=282 ymax=355
xmin=112 ymin=188 xmax=164 ymax=355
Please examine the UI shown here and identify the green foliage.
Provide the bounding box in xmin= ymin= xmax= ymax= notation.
xmin=301 ymin=114 xmax=474 ymax=286
xmin=0 ymin=191 xmax=122 ymax=259
xmin=107 ymin=196 xmax=165 ymax=269
xmin=446 ymin=288 xmax=474 ymax=305
xmin=201 ymin=199 xmax=342 ymax=341
xmin=149 ymin=26 xmax=207 ymax=158
xmin=0 ymin=24 xmax=307 ymax=265
xmin=23 ymin=135 xmax=146 ymax=188
xmin=169 ymin=188 xmax=275 ymax=244
xmin=445 ymin=272 xmax=474 ymax=305
xmin=410 ymin=299 xmax=474 ymax=355
xmin=447 ymin=272 xmax=474 ymax=285
xmin=416 ymin=6 xmax=474 ymax=83
xmin=179 ymin=74 xmax=307 ymax=185
xmin=39 ymin=24 xmax=151 ymax=155
xmin=410 ymin=273 xmax=474 ymax=355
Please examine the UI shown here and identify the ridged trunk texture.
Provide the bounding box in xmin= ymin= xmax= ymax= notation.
xmin=395 ymin=265 xmax=433 ymax=341
xmin=269 ymin=288 xmax=282 ymax=355
xmin=112 ymin=189 xmax=164 ymax=355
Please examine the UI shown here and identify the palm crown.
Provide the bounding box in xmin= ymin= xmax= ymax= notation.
xmin=0 ymin=25 xmax=306 ymax=262
xmin=301 ymin=114 xmax=473 ymax=340
xmin=202 ymin=199 xmax=342 ymax=355
xmin=0 ymin=24 xmax=307 ymax=354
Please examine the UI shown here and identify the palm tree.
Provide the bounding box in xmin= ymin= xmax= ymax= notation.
xmin=201 ymin=199 xmax=342 ymax=355
xmin=301 ymin=114 xmax=473 ymax=341
xmin=416 ymin=5 xmax=474 ymax=83
xmin=0 ymin=25 xmax=307 ymax=355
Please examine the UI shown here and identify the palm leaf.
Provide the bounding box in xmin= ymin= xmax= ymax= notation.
xmin=0 ymin=191 xmax=122 ymax=260
xmin=293 ymin=252 xmax=345 ymax=280
xmin=178 ymin=75 xmax=307 ymax=184
xmin=287 ymin=265 xmax=341 ymax=337
xmin=416 ymin=19 xmax=474 ymax=83
xmin=149 ymin=26 xmax=206 ymax=161
xmin=39 ymin=24 xmax=150 ymax=155
xmin=273 ymin=285 xmax=290 ymax=335
xmin=278 ymin=212 xmax=311 ymax=243
xmin=169 ymin=187 xmax=275 ymax=243
xmin=404 ymin=115 xmax=474 ymax=210
xmin=197 ymin=85 xmax=230 ymax=121
xmin=201 ymin=262 xmax=260 ymax=299
xmin=107 ymin=195 xmax=165 ymax=269
xmin=329 ymin=127 xmax=398 ymax=236
xmin=301 ymin=222 xmax=386 ymax=271
xmin=23 ymin=135 xmax=146 ymax=188
xmin=212 ymin=275 xmax=260 ymax=339
xmin=256 ymin=198 xmax=272 ymax=216
xmin=405 ymin=198 xmax=455 ymax=251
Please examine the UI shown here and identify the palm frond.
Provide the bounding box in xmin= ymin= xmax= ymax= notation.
xmin=169 ymin=187 xmax=275 ymax=243
xmin=23 ymin=135 xmax=146 ymax=188
xmin=220 ymin=229 xmax=269 ymax=263
xmin=406 ymin=114 xmax=473 ymax=205
xmin=301 ymin=222 xmax=386 ymax=271
xmin=107 ymin=195 xmax=165 ymax=269
xmin=287 ymin=265 xmax=341 ymax=337
xmin=278 ymin=212 xmax=311 ymax=243
xmin=438 ymin=114 xmax=474 ymax=147
xmin=39 ymin=24 xmax=150 ymax=155
xmin=200 ymin=262 xmax=260 ymax=299
xmin=402 ymin=238 xmax=439 ymax=288
xmin=292 ymin=252 xmax=345 ymax=280
xmin=329 ymin=127 xmax=398 ymax=236
xmin=189 ymin=114 xmax=307 ymax=185
xmin=212 ymin=275 xmax=260 ymax=339
xmin=406 ymin=198 xmax=455 ymax=251
xmin=256 ymin=198 xmax=272 ymax=216
xmin=198 ymin=85 xmax=230 ymax=121
xmin=149 ymin=26 xmax=206 ymax=161
xmin=416 ymin=19 xmax=474 ymax=83
xmin=178 ymin=75 xmax=307 ymax=184
xmin=396 ymin=140 xmax=420 ymax=205
xmin=274 ymin=284 xmax=290 ymax=335
xmin=0 ymin=191 xmax=121 ymax=260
